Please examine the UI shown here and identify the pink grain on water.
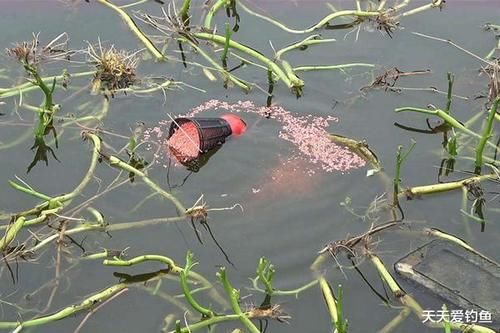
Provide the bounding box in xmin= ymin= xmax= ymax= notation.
xmin=187 ymin=100 xmax=366 ymax=173
xmin=166 ymin=122 xmax=200 ymax=162
xmin=144 ymin=100 xmax=365 ymax=173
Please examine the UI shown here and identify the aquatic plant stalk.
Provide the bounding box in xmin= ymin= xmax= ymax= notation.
xmin=218 ymin=267 xmax=261 ymax=333
xmin=275 ymin=35 xmax=336 ymax=60
xmin=393 ymin=140 xmax=416 ymax=208
xmin=179 ymin=0 xmax=191 ymax=25
xmin=378 ymin=307 xmax=411 ymax=333
xmin=192 ymin=32 xmax=301 ymax=89
xmin=0 ymin=71 xmax=94 ymax=99
xmin=318 ymin=276 xmax=339 ymax=325
xmin=238 ymin=1 xmax=379 ymax=34
xmin=103 ymin=253 xmax=226 ymax=306
xmin=475 ymin=97 xmax=499 ymax=171
xmin=203 ymin=0 xmax=229 ymax=29
xmin=294 ymin=63 xmax=375 ymax=71
xmin=394 ymin=107 xmax=499 ymax=150
xmin=1 ymin=132 xmax=102 ymax=229
xmin=96 ymin=0 xmax=164 ymax=60
xmin=179 ymin=251 xmax=216 ymax=317
xmin=184 ymin=39 xmax=250 ymax=91
xmin=106 ymin=155 xmax=186 ymax=213
xmin=0 ymin=217 xmax=25 ymax=252
xmin=0 ymin=283 xmax=128 ymax=329
xmin=401 ymin=173 xmax=497 ymax=197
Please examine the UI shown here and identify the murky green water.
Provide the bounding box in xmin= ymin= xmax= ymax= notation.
xmin=0 ymin=1 xmax=499 ymax=332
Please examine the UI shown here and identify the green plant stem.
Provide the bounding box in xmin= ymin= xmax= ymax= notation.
xmin=96 ymin=0 xmax=164 ymax=60
xmin=8 ymin=180 xmax=52 ymax=201
xmin=203 ymin=0 xmax=228 ymax=29
xmin=0 ymin=283 xmax=128 ymax=329
xmin=0 ymin=217 xmax=26 ymax=251
xmin=179 ymin=252 xmax=215 ymax=318
xmin=475 ymin=97 xmax=499 ymax=170
xmin=393 ymin=140 xmax=416 ymax=206
xmin=221 ymin=22 xmax=231 ymax=64
xmin=107 ymin=216 xmax=186 ymax=231
xmin=378 ymin=308 xmax=411 ymax=333
xmin=398 ymin=0 xmax=444 ymax=17
xmin=395 ymin=107 xmax=499 ymax=150
xmin=103 ymin=254 xmax=225 ymax=306
xmin=318 ymin=276 xmax=339 ymax=325
xmin=193 ymin=32 xmax=302 ymax=89
xmin=56 ymin=133 xmax=102 ymax=202
xmin=2 ymin=132 xmax=102 ymax=228
xmin=293 ymin=63 xmax=375 ymax=71
xmin=179 ymin=0 xmax=191 ymax=24
xmin=423 ymin=228 xmax=499 ymax=266
xmin=185 ymin=39 xmax=250 ymax=91
xmin=445 ymin=72 xmax=454 ymax=113
xmin=107 ymin=155 xmax=186 ymax=213
xmin=238 ymin=2 xmax=379 ymax=34
xmin=401 ymin=173 xmax=497 ymax=197
xmin=275 ymin=35 xmax=336 ymax=60
xmin=0 ymin=71 xmax=94 ymax=99
xmin=104 ymin=254 xmax=182 ymax=273
xmin=218 ymin=268 xmax=260 ymax=333
xmin=251 ymin=276 xmax=317 ymax=296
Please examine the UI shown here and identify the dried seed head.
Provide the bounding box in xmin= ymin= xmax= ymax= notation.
xmin=247 ymin=304 xmax=291 ymax=323
xmin=483 ymin=59 xmax=499 ymax=103
xmin=6 ymin=33 xmax=71 ymax=67
xmin=373 ymin=12 xmax=399 ymax=38
xmin=87 ymin=41 xmax=139 ymax=98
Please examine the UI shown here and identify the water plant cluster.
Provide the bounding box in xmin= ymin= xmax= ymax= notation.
xmin=0 ymin=0 xmax=498 ymax=332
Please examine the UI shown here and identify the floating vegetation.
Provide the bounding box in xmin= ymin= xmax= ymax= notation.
xmin=86 ymin=41 xmax=139 ymax=98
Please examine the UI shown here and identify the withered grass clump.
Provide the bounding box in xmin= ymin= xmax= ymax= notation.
xmin=373 ymin=12 xmax=399 ymax=38
xmin=483 ymin=59 xmax=499 ymax=102
xmin=6 ymin=32 xmax=71 ymax=69
xmin=87 ymin=42 xmax=138 ymax=98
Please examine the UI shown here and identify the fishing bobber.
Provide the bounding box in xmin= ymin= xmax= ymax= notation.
xmin=167 ymin=115 xmax=246 ymax=162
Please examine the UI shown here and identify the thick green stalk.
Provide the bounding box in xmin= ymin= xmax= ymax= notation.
xmin=203 ymin=0 xmax=229 ymax=29
xmin=104 ymin=254 xmax=182 ymax=273
xmin=184 ymin=39 xmax=250 ymax=91
xmin=218 ymin=268 xmax=260 ymax=333
xmin=318 ymin=276 xmax=339 ymax=325
xmin=395 ymin=107 xmax=499 ymax=150
xmin=475 ymin=97 xmax=499 ymax=171
xmin=0 ymin=217 xmax=26 ymax=251
xmin=179 ymin=0 xmax=191 ymax=24
xmin=107 ymin=155 xmax=186 ymax=213
xmin=294 ymin=63 xmax=374 ymax=71
xmin=402 ymin=174 xmax=496 ymax=197
xmin=96 ymin=0 xmax=164 ymax=60
xmin=0 ymin=284 xmax=128 ymax=329
xmin=193 ymin=32 xmax=301 ymax=89
xmin=179 ymin=252 xmax=215 ymax=318
xmin=2 ymin=132 xmax=102 ymax=229
xmin=0 ymin=71 xmax=94 ymax=99
xmin=275 ymin=35 xmax=336 ymax=60
xmin=238 ymin=2 xmax=379 ymax=34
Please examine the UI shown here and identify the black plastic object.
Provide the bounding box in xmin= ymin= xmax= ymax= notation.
xmin=174 ymin=145 xmax=222 ymax=173
xmin=168 ymin=117 xmax=232 ymax=153
xmin=395 ymin=239 xmax=500 ymax=327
